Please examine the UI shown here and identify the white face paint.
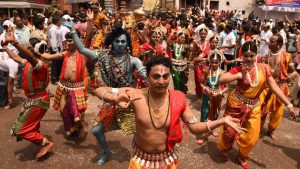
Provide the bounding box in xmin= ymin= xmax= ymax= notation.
xmin=159 ymin=65 xmax=165 ymax=76
xmin=112 ymin=34 xmax=128 ymax=54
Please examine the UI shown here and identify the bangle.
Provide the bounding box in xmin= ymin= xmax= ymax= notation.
xmin=237 ymin=72 xmax=242 ymax=79
xmin=219 ymin=91 xmax=223 ymax=95
xmin=112 ymin=88 xmax=119 ymax=96
xmin=206 ymin=120 xmax=213 ymax=132
xmin=101 ymin=91 xmax=109 ymax=101
xmin=286 ymin=104 xmax=293 ymax=109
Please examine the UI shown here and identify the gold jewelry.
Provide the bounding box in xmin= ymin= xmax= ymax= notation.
xmin=148 ymin=91 xmax=169 ymax=119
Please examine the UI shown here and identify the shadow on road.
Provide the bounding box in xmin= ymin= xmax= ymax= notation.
xmin=13 ymin=135 xmax=54 ymax=162
xmin=263 ymin=139 xmax=300 ymax=168
xmin=193 ymin=140 xmax=267 ymax=168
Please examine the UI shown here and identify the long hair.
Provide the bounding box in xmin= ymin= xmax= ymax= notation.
xmin=104 ymin=23 xmax=132 ymax=55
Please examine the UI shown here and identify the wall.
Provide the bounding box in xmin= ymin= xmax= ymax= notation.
xmin=218 ymin=0 xmax=255 ymax=19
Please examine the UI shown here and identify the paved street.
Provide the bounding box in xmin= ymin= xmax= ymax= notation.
xmin=0 ymin=70 xmax=300 ymax=169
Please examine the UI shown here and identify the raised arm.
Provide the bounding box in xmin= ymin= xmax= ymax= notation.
xmin=63 ymin=21 xmax=97 ymax=60
xmin=132 ymin=57 xmax=148 ymax=83
xmin=83 ymin=9 xmax=94 ymax=48
xmin=4 ymin=27 xmax=38 ymax=67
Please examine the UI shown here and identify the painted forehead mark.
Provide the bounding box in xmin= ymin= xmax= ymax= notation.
xmin=159 ymin=66 xmax=165 ymax=76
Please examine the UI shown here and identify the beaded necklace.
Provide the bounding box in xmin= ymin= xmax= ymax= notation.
xmin=209 ymin=68 xmax=220 ymax=88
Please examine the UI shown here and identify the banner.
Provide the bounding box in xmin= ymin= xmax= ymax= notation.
xmin=265 ymin=0 xmax=300 ymax=7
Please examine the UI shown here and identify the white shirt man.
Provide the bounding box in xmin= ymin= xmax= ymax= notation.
xmin=48 ymin=24 xmax=62 ymax=53
xmin=222 ymin=31 xmax=236 ymax=56
xmin=279 ymin=29 xmax=287 ymax=50
xmin=260 ymin=28 xmax=273 ymax=57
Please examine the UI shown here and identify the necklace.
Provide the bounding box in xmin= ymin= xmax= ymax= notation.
xmin=197 ymin=41 xmax=206 ymax=52
xmin=269 ymin=51 xmax=282 ymax=73
xmin=246 ymin=64 xmax=259 ymax=87
xmin=209 ymin=68 xmax=220 ymax=88
xmin=270 ymin=49 xmax=282 ymax=56
xmin=147 ymin=90 xmax=170 ymax=129
xmin=149 ymin=90 xmax=167 ymax=117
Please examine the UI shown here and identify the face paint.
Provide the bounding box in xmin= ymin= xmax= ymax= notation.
xmin=159 ymin=66 xmax=165 ymax=76
xmin=112 ymin=34 xmax=128 ymax=54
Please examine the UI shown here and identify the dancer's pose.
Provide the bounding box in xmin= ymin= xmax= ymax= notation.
xmin=4 ymin=29 xmax=53 ymax=159
xmin=64 ymin=22 xmax=147 ymax=165
xmin=197 ymin=50 xmax=228 ymax=145
xmin=94 ymin=56 xmax=246 ymax=169
xmin=260 ymin=34 xmax=298 ymax=140
xmin=217 ymin=41 xmax=296 ymax=169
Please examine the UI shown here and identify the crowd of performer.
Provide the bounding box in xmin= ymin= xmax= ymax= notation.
xmin=1 ymin=2 xmax=300 ymax=169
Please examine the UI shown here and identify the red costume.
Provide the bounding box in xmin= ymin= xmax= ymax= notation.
xmin=11 ymin=60 xmax=50 ymax=145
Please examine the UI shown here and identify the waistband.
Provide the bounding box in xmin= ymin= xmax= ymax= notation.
xmin=26 ymin=90 xmax=48 ymax=99
xmin=57 ymin=80 xmax=84 ymax=91
xmin=234 ymin=91 xmax=259 ymax=106
xmin=131 ymin=143 xmax=177 ymax=168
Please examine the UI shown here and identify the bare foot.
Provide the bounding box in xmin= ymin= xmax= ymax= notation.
xmin=196 ymin=139 xmax=205 ymax=145
xmin=36 ymin=141 xmax=54 ymax=159
xmin=267 ymin=131 xmax=278 ymax=141
xmin=4 ymin=105 xmax=11 ymax=109
xmin=237 ymin=156 xmax=250 ymax=169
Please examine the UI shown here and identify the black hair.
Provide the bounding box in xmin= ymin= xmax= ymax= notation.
xmin=104 ymin=23 xmax=132 ymax=55
xmin=32 ymin=16 xmax=45 ymax=28
xmin=273 ymin=33 xmax=284 ymax=48
xmin=146 ymin=56 xmax=172 ymax=75
xmin=241 ymin=41 xmax=258 ymax=54
xmin=52 ymin=15 xmax=61 ymax=25
xmin=137 ymin=22 xmax=145 ymax=30
xmin=29 ymin=37 xmax=47 ymax=55
xmin=225 ymin=23 xmax=233 ymax=31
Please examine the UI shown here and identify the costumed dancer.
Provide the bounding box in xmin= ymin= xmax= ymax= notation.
xmin=65 ymin=21 xmax=148 ymax=165
xmin=217 ymin=41 xmax=296 ymax=169
xmin=4 ymin=29 xmax=54 ymax=159
xmin=41 ymin=31 xmax=89 ymax=140
xmin=191 ymin=27 xmax=210 ymax=98
xmin=197 ymin=50 xmax=228 ymax=145
xmin=94 ymin=56 xmax=246 ymax=169
xmin=260 ymin=34 xmax=298 ymax=140
xmin=169 ymin=31 xmax=190 ymax=93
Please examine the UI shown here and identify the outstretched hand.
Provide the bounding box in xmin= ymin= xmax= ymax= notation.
xmin=86 ymin=9 xmax=94 ymax=21
xmin=113 ymin=89 xmax=141 ymax=109
xmin=224 ymin=116 xmax=247 ymax=134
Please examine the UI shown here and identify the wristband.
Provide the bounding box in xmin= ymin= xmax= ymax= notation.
xmin=206 ymin=120 xmax=213 ymax=132
xmin=112 ymin=88 xmax=119 ymax=96
xmin=286 ymin=104 xmax=293 ymax=109
xmin=101 ymin=91 xmax=109 ymax=101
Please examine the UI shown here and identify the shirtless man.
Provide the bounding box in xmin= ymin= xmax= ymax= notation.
xmin=94 ymin=56 xmax=246 ymax=168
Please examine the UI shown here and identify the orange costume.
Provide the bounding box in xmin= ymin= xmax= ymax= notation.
xmin=53 ymin=51 xmax=88 ymax=137
xmin=218 ymin=64 xmax=272 ymax=160
xmin=260 ymin=51 xmax=291 ymax=131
